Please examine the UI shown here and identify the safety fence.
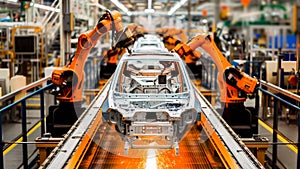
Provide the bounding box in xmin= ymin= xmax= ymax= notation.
xmin=0 ymin=76 xmax=53 ymax=169
xmin=257 ymin=80 xmax=300 ymax=169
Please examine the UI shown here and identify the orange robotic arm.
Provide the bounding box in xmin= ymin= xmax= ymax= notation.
xmin=172 ymin=40 xmax=202 ymax=64
xmin=127 ymin=23 xmax=148 ymax=36
xmin=156 ymin=27 xmax=188 ymax=51
xmin=161 ymin=36 xmax=182 ymax=51
xmin=173 ymin=33 xmax=258 ymax=103
xmin=103 ymin=23 xmax=147 ymax=64
xmin=103 ymin=47 xmax=127 ymax=64
xmin=51 ymin=10 xmax=134 ymax=102
xmin=156 ymin=27 xmax=188 ymax=43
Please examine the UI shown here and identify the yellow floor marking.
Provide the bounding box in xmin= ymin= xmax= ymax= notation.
xmin=27 ymin=97 xmax=40 ymax=100
xmin=3 ymin=122 xmax=41 ymax=155
xmin=259 ymin=119 xmax=298 ymax=154
xmin=26 ymin=104 xmax=40 ymax=107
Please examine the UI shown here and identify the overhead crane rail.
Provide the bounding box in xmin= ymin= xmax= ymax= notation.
xmin=40 ymin=78 xmax=263 ymax=169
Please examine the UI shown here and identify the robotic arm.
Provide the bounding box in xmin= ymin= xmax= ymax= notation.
xmin=173 ymin=33 xmax=260 ymax=137
xmin=103 ymin=23 xmax=147 ymax=64
xmin=127 ymin=23 xmax=148 ymax=39
xmin=51 ymin=10 xmax=135 ymax=103
xmin=173 ymin=33 xmax=258 ymax=103
xmin=156 ymin=27 xmax=188 ymax=51
xmin=156 ymin=27 xmax=188 ymax=43
xmin=47 ymin=10 xmax=137 ymax=137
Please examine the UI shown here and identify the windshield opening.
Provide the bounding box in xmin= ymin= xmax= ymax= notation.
xmin=114 ymin=59 xmax=188 ymax=94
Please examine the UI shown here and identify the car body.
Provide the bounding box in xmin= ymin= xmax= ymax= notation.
xmin=132 ymin=34 xmax=167 ymax=53
xmin=103 ymin=42 xmax=201 ymax=153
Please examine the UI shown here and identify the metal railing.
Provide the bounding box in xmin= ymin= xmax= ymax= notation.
xmin=258 ymin=80 xmax=300 ymax=169
xmin=0 ymin=76 xmax=53 ymax=169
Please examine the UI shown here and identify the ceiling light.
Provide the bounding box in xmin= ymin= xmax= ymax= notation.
xmin=110 ymin=0 xmax=132 ymax=16
xmin=88 ymin=3 xmax=107 ymax=10
xmin=145 ymin=9 xmax=155 ymax=14
xmin=136 ymin=3 xmax=146 ymax=7
xmin=168 ymin=0 xmax=187 ymax=16
xmin=7 ymin=0 xmax=60 ymax=12
xmin=30 ymin=3 xmax=60 ymax=12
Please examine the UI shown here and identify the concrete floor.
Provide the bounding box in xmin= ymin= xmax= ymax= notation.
xmin=259 ymin=120 xmax=298 ymax=169
xmin=3 ymin=109 xmax=41 ymax=169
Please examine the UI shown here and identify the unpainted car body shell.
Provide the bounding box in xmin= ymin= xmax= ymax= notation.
xmin=103 ymin=39 xmax=201 ymax=152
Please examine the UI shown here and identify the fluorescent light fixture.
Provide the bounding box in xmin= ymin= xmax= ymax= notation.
xmin=145 ymin=9 xmax=155 ymax=14
xmin=168 ymin=0 xmax=187 ymax=16
xmin=7 ymin=0 xmax=60 ymax=12
xmin=110 ymin=0 xmax=132 ymax=16
xmin=6 ymin=0 xmax=60 ymax=12
xmin=88 ymin=3 xmax=108 ymax=11
xmin=30 ymin=3 xmax=60 ymax=12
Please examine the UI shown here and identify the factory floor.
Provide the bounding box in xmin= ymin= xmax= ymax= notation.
xmin=246 ymin=97 xmax=298 ymax=169
xmin=2 ymin=100 xmax=299 ymax=169
xmin=259 ymin=119 xmax=298 ymax=169
xmin=3 ymin=109 xmax=41 ymax=169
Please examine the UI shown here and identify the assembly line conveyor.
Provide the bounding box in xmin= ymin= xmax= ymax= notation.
xmin=39 ymin=79 xmax=264 ymax=169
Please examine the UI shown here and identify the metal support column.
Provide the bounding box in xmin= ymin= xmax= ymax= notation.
xmin=298 ymin=109 xmax=300 ymax=169
xmin=187 ymin=0 xmax=191 ymax=38
xmin=60 ymin=0 xmax=72 ymax=66
xmin=147 ymin=0 xmax=153 ymax=30
xmin=21 ymin=100 xmax=28 ymax=169
xmin=277 ymin=49 xmax=283 ymax=87
xmin=297 ymin=0 xmax=300 ymax=78
xmin=214 ymin=0 xmax=220 ymax=31
xmin=296 ymin=1 xmax=300 ymax=167
xmin=0 ymin=111 xmax=3 ymax=169
xmin=272 ymin=98 xmax=278 ymax=169
xmin=40 ymin=92 xmax=45 ymax=135
xmin=28 ymin=0 xmax=35 ymax=22
xmin=59 ymin=0 xmax=64 ymax=66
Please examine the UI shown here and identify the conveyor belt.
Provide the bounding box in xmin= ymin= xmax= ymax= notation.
xmin=79 ymin=123 xmax=216 ymax=168
xmin=41 ymin=81 xmax=264 ymax=169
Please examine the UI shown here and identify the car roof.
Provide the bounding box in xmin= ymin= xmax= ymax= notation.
xmin=121 ymin=51 xmax=182 ymax=62
xmin=132 ymin=34 xmax=167 ymax=52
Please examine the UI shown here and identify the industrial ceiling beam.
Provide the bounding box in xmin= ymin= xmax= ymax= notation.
xmin=168 ymin=0 xmax=188 ymax=16
xmin=110 ymin=0 xmax=132 ymax=16
xmin=88 ymin=3 xmax=107 ymax=11
xmin=128 ymin=11 xmax=209 ymax=16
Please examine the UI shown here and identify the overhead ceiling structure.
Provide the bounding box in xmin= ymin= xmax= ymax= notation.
xmin=102 ymin=0 xmax=297 ymax=17
xmin=102 ymin=0 xmax=270 ymax=17
xmin=0 ymin=0 xmax=293 ymax=30
xmin=98 ymin=0 xmax=239 ymax=27
xmin=102 ymin=0 xmax=214 ymax=16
